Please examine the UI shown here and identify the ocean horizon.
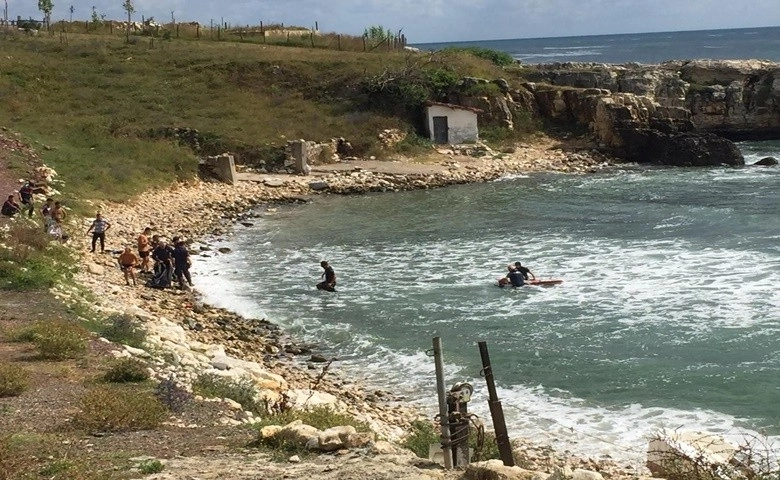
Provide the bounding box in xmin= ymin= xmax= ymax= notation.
xmin=413 ymin=25 xmax=780 ymax=64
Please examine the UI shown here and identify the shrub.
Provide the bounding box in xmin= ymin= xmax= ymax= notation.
xmin=0 ymin=363 xmax=29 ymax=397
xmin=0 ymin=435 xmax=27 ymax=480
xmin=192 ymin=373 xmax=259 ymax=413
xmin=395 ymin=133 xmax=433 ymax=155
xmin=75 ymin=385 xmax=166 ymax=432
xmin=0 ymin=225 xmax=75 ymax=291
xmin=138 ymin=459 xmax=164 ymax=474
xmin=443 ymin=47 xmax=515 ymax=67
xmin=99 ymin=314 xmax=146 ymax=348
xmin=154 ymin=376 xmax=192 ymax=413
xmin=256 ymin=405 xmax=371 ymax=454
xmin=103 ymin=358 xmax=149 ymax=383
xmin=401 ymin=419 xmax=501 ymax=462
xmin=402 ymin=420 xmax=439 ymax=458
xmin=30 ymin=321 xmax=89 ymax=360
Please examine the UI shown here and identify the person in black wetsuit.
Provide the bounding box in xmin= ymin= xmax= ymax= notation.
xmin=513 ymin=262 xmax=536 ymax=282
xmin=149 ymin=239 xmax=175 ymax=288
xmin=498 ymin=265 xmax=526 ymax=287
xmin=317 ymin=261 xmax=336 ymax=292
xmin=172 ymin=240 xmax=193 ymax=289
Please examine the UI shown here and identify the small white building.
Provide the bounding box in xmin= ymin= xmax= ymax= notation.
xmin=424 ymin=101 xmax=480 ymax=145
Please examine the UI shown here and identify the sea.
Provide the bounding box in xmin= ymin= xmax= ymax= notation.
xmin=194 ymin=28 xmax=780 ymax=468
xmin=413 ymin=26 xmax=780 ymax=64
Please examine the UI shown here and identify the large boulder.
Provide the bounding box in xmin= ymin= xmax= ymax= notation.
xmin=618 ymin=131 xmax=745 ymax=166
xmin=754 ymin=156 xmax=778 ymax=166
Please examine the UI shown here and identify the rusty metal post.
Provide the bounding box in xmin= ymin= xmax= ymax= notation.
xmin=448 ymin=383 xmax=473 ymax=467
xmin=432 ymin=337 xmax=453 ymax=469
xmin=478 ymin=341 xmax=514 ymax=466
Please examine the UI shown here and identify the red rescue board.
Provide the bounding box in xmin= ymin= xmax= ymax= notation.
xmin=528 ymin=279 xmax=564 ymax=286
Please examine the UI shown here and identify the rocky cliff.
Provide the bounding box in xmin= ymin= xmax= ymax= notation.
xmin=454 ymin=60 xmax=780 ymax=167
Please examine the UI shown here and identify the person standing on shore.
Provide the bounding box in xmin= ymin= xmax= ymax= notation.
xmin=40 ymin=198 xmax=54 ymax=232
xmin=18 ymin=181 xmax=35 ymax=218
xmin=172 ymin=240 xmax=193 ymax=289
xmin=118 ymin=246 xmax=140 ymax=286
xmin=51 ymin=201 xmax=66 ymax=225
xmin=86 ymin=213 xmax=111 ymax=254
xmin=137 ymin=227 xmax=153 ymax=273
xmin=317 ymin=261 xmax=337 ymax=292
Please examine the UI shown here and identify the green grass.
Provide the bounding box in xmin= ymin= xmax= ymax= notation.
xmin=74 ymin=384 xmax=167 ymax=432
xmin=192 ymin=372 xmax=260 ymax=413
xmin=0 ymin=224 xmax=75 ymax=291
xmin=0 ymin=32 xmax=512 ymax=202
xmin=0 ymin=362 xmax=29 ymax=397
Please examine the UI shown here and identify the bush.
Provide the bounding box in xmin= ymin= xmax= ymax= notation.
xmin=0 ymin=363 xmax=29 ymax=397
xmin=0 ymin=435 xmax=27 ymax=480
xmin=402 ymin=420 xmax=439 ymax=459
xmin=0 ymin=225 xmax=75 ymax=291
xmin=443 ymin=47 xmax=515 ymax=67
xmin=30 ymin=321 xmax=89 ymax=360
xmin=138 ymin=459 xmax=164 ymax=474
xmin=103 ymin=358 xmax=149 ymax=383
xmin=401 ymin=419 xmax=501 ymax=462
xmin=256 ymin=405 xmax=371 ymax=454
xmin=99 ymin=314 xmax=146 ymax=348
xmin=154 ymin=376 xmax=192 ymax=413
xmin=74 ymin=385 xmax=166 ymax=432
xmin=192 ymin=373 xmax=259 ymax=413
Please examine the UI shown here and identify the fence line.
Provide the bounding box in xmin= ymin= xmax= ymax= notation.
xmin=4 ymin=17 xmax=409 ymax=53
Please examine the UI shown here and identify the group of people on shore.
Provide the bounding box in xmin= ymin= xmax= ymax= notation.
xmin=2 ymin=181 xmax=69 ymax=241
xmin=114 ymin=226 xmax=194 ymax=290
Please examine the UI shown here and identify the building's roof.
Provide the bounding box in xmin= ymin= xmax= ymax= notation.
xmin=424 ymin=101 xmax=482 ymax=114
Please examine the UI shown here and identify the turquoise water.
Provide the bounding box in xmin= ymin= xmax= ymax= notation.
xmin=196 ymin=141 xmax=780 ymax=463
xmin=413 ymin=26 xmax=780 ymax=64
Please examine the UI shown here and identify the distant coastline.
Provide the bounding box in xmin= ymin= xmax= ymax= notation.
xmin=413 ymin=25 xmax=780 ymax=64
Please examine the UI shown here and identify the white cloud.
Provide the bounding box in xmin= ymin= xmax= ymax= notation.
xmin=6 ymin=0 xmax=779 ymax=42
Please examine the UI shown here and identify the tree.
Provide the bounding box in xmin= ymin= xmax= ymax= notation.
xmin=37 ymin=0 xmax=53 ymax=29
xmin=122 ymin=0 xmax=134 ymax=43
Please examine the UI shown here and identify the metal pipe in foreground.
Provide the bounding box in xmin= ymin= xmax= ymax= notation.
xmin=478 ymin=341 xmax=515 ymax=466
xmin=433 ymin=336 xmax=454 ymax=469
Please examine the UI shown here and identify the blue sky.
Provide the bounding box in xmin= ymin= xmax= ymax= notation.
xmin=7 ymin=0 xmax=780 ymax=43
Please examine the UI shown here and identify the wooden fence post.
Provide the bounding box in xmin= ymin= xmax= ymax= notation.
xmin=196 ymin=24 xmax=200 ymax=39
xmin=85 ymin=20 xmax=88 ymax=32
xmin=310 ymin=31 xmax=314 ymax=47
xmin=217 ymin=26 xmax=220 ymax=41
xmin=176 ymin=24 xmax=179 ymax=38
xmin=337 ymin=34 xmax=341 ymax=50
xmin=362 ymin=36 xmax=366 ymax=51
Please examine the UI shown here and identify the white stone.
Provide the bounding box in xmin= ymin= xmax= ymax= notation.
xmin=87 ymin=263 xmax=105 ymax=275
xmin=124 ymin=345 xmax=151 ymax=358
xmin=572 ymin=470 xmax=604 ymax=480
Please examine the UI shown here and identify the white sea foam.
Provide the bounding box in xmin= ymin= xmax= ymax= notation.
xmin=193 ymin=164 xmax=780 ymax=465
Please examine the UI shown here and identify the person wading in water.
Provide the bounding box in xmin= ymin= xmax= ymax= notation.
xmin=317 ymin=261 xmax=337 ymax=292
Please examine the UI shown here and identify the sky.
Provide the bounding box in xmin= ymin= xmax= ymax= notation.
xmin=6 ymin=0 xmax=780 ymax=43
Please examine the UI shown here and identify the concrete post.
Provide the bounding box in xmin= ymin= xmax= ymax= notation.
xmin=213 ymin=154 xmax=237 ymax=185
xmin=290 ymin=140 xmax=310 ymax=175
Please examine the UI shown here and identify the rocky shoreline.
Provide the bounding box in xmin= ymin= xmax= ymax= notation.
xmin=61 ymin=140 xmax=656 ymax=479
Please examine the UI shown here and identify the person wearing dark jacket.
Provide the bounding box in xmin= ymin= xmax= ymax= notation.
xmin=172 ymin=240 xmax=193 ymax=289
xmin=513 ymin=262 xmax=536 ymax=281
xmin=1 ymin=195 xmax=20 ymax=217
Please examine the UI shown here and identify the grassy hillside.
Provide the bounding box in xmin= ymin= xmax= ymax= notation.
xmin=0 ymin=31 xmax=508 ymax=202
